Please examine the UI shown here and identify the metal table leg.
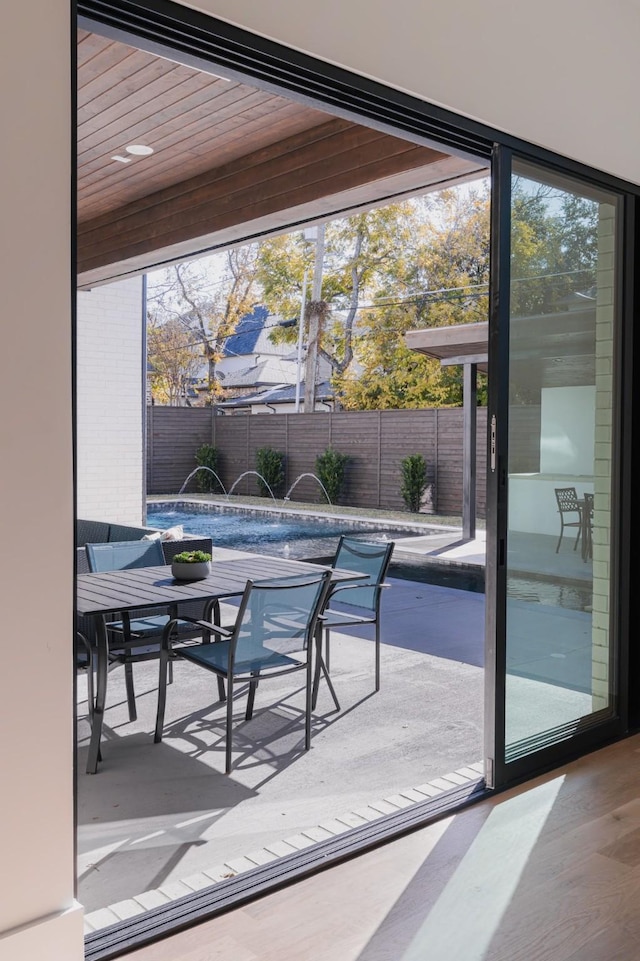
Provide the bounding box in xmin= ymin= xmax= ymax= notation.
xmin=86 ymin=615 xmax=108 ymax=774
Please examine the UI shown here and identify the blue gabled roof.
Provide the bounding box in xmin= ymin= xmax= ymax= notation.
xmin=223 ymin=305 xmax=270 ymax=357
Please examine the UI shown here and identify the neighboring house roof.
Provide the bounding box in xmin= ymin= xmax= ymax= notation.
xmin=151 ymin=305 xmax=334 ymax=399
xmin=217 ymin=381 xmax=334 ymax=409
xmin=187 ymin=306 xmax=298 ymax=385
xmin=218 ymin=357 xmax=299 ymax=388
xmin=223 ymin=304 xmax=274 ymax=357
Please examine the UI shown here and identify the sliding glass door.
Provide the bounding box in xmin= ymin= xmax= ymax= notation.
xmin=486 ymin=150 xmax=625 ymax=786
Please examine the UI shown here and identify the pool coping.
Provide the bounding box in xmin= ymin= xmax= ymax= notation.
xmin=146 ymin=496 xmax=462 ymax=536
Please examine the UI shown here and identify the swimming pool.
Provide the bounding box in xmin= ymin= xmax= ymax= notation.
xmin=147 ymin=503 xmax=424 ymax=561
xmin=147 ymin=502 xmax=592 ymax=610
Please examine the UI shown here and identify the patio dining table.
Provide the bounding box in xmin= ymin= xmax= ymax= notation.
xmin=77 ymin=553 xmax=364 ymax=774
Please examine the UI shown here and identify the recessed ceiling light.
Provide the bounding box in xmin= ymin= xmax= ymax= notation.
xmin=111 ymin=155 xmax=132 ymax=164
xmin=125 ymin=144 xmax=154 ymax=156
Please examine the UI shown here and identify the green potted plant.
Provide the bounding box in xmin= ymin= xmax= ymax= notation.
xmin=171 ymin=549 xmax=212 ymax=580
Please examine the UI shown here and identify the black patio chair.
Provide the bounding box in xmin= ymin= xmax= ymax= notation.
xmin=155 ymin=570 xmax=332 ymax=774
xmin=312 ymin=536 xmax=394 ymax=711
xmin=86 ymin=539 xmax=213 ymax=722
xmin=75 ymin=630 xmax=95 ymax=724
xmin=554 ymin=487 xmax=583 ymax=554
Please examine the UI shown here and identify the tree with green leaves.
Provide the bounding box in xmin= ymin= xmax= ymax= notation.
xmin=510 ymin=178 xmax=599 ymax=317
xmin=257 ymin=184 xmax=493 ymax=410
xmin=332 ymin=184 xmax=491 ymax=409
xmin=258 ymin=202 xmax=420 ymax=404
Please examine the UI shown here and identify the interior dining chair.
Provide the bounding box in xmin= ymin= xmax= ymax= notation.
xmin=85 ymin=539 xmax=213 ymax=722
xmin=554 ymin=486 xmax=583 ymax=553
xmin=154 ymin=570 xmax=332 ymax=774
xmin=312 ymin=536 xmax=394 ymax=711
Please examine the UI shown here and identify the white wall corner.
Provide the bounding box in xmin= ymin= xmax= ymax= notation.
xmin=0 ymin=902 xmax=84 ymax=961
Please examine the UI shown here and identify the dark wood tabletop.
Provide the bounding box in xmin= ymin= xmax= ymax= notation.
xmin=77 ymin=555 xmax=356 ymax=616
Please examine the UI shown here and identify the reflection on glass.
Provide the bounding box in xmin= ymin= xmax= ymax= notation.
xmin=505 ymin=162 xmax=616 ymax=760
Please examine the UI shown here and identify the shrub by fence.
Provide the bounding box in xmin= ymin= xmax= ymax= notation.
xmin=146 ymin=405 xmax=541 ymax=517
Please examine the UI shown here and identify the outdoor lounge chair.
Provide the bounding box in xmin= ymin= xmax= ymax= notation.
xmin=155 ymin=570 xmax=332 ymax=774
xmin=85 ymin=539 xmax=212 ymax=722
xmin=312 ymin=536 xmax=394 ymax=711
xmin=554 ymin=486 xmax=583 ymax=553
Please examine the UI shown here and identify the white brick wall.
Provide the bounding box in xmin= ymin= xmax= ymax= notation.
xmin=76 ymin=278 xmax=145 ymax=525
xmin=591 ymin=203 xmax=616 ymax=711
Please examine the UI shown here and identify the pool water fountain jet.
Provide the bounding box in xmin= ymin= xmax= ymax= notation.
xmin=226 ymin=470 xmax=278 ymax=505
xmin=283 ymin=473 xmax=332 ymax=506
xmin=178 ymin=467 xmax=227 ymax=496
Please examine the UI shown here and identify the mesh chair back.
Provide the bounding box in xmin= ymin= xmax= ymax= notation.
xmin=331 ymin=536 xmax=394 ymax=611
xmin=76 ymin=518 xmax=110 ymax=548
xmin=86 ymin=538 xmax=166 ymax=572
xmin=109 ymin=523 xmax=156 ymax=542
xmin=231 ymin=571 xmax=331 ymax=671
xmin=555 ymin=487 xmax=580 ymax=513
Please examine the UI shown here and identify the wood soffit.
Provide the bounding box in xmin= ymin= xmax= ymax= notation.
xmin=77 ymin=29 xmax=487 ymax=286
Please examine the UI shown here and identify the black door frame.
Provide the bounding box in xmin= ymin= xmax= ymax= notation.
xmin=485 ymin=145 xmax=634 ymax=790
xmin=75 ymin=2 xmax=637 ymax=957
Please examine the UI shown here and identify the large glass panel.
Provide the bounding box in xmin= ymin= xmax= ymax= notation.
xmin=505 ymin=161 xmax=617 ymax=759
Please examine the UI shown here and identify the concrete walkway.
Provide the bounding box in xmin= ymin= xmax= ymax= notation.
xmin=394 ymin=526 xmax=591 ymax=583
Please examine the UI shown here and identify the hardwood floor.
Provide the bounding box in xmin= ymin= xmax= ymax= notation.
xmin=121 ymin=735 xmax=640 ymax=961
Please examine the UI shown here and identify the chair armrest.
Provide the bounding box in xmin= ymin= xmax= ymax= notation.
xmin=329 ymin=580 xmax=390 ymax=596
xmin=169 ymin=614 xmax=232 ymax=638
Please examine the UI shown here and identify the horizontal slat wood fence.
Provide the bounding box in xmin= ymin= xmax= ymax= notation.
xmin=146 ymin=406 xmax=541 ymax=517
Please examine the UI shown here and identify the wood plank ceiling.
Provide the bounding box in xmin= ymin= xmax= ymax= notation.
xmin=77 ymin=30 xmax=487 ymax=287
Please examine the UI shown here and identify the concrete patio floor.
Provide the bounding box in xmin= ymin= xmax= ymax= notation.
xmin=77 ymin=573 xmax=485 ymax=921
xmin=77 ymin=528 xmax=595 ymax=930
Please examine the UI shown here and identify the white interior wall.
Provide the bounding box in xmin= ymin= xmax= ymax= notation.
xmin=509 ymin=387 xmax=596 ymax=535
xmin=4 ymin=0 xmax=640 ymax=958
xmin=76 ymin=278 xmax=145 ymax=526
xmin=0 ymin=1 xmax=83 ymax=958
xmin=184 ymin=0 xmax=640 ymax=186
xmin=540 ymin=386 xmax=595 ymax=475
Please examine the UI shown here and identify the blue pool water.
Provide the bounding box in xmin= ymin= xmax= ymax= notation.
xmin=147 ymin=504 xmax=419 ymax=561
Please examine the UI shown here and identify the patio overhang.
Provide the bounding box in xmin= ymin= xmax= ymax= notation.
xmin=77 ymin=28 xmax=488 ymax=289
xmin=404 ymin=321 xmax=488 ymax=371
xmin=405 ymin=306 xmax=597 ymax=539
xmin=405 ymin=322 xmax=488 ymax=540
